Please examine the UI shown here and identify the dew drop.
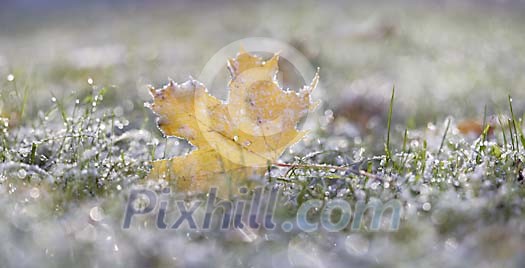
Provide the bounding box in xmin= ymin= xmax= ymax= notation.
xmin=89 ymin=206 xmax=104 ymax=222
xmin=18 ymin=169 xmax=27 ymax=179
xmin=29 ymin=187 xmax=40 ymax=199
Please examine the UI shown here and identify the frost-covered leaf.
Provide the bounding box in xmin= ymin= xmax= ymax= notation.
xmin=147 ymin=49 xmax=319 ymax=196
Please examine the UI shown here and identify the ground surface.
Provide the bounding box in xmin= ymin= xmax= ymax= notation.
xmin=1 ymin=1 xmax=525 ymax=267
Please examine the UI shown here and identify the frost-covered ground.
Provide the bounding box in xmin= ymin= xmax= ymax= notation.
xmin=1 ymin=1 xmax=525 ymax=267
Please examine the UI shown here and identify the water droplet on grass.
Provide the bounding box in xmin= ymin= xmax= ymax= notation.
xmin=89 ymin=206 xmax=104 ymax=222
xmin=29 ymin=187 xmax=40 ymax=199
xmin=18 ymin=169 xmax=27 ymax=179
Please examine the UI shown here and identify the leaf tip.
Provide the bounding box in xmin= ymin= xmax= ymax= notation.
xmin=147 ymin=85 xmax=156 ymax=96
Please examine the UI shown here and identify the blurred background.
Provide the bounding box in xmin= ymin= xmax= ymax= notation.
xmin=1 ymin=0 xmax=525 ymax=127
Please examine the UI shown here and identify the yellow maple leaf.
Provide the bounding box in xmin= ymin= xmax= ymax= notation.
xmin=147 ymin=49 xmax=319 ymax=197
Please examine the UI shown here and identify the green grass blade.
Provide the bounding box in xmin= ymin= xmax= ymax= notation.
xmin=385 ymin=85 xmax=395 ymax=162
